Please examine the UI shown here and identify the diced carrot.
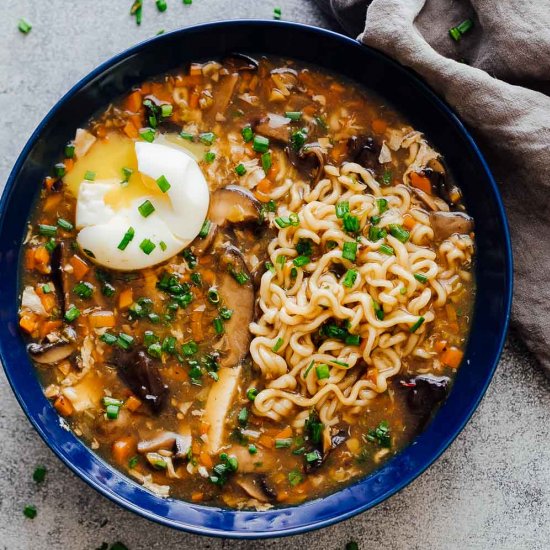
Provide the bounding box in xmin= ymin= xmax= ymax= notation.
xmin=112 ymin=436 xmax=136 ymax=464
xmin=123 ymin=120 xmax=139 ymax=139
xmin=125 ymin=395 xmax=142 ymax=412
xmin=402 ymin=214 xmax=416 ymax=230
xmin=142 ymin=270 xmax=158 ymax=292
xmin=190 ymin=309 xmax=204 ymax=342
xmin=40 ymin=320 xmax=62 ymax=340
xmin=151 ymin=82 xmax=171 ymax=102
xmin=191 ymin=492 xmax=204 ymax=502
xmin=434 ymin=340 xmax=447 ymax=353
xmin=118 ymin=288 xmax=133 ymax=309
xmin=130 ymin=114 xmax=142 ymax=128
xmin=124 ymin=90 xmax=142 ymax=113
xmin=441 ymin=346 xmax=464 ymax=369
xmin=43 ymin=193 xmax=62 ymax=213
xmin=64 ymin=158 xmax=74 ymax=173
xmin=330 ymin=82 xmax=345 ymax=93
xmin=57 ymin=360 xmax=72 ymax=377
xmin=254 ymin=190 xmax=271 ymax=203
xmin=199 ymin=451 xmax=213 ymax=468
xmin=189 ymin=90 xmax=200 ymax=110
xmin=54 ymin=395 xmax=74 ymax=417
xmin=89 ymin=311 xmax=116 ymax=328
xmin=39 ymin=292 xmax=56 ymax=313
xmin=200 ymin=421 xmax=210 ymax=435
xmin=276 ymin=490 xmax=289 ymax=502
xmin=19 ymin=314 xmax=38 ymax=334
xmin=140 ymin=82 xmax=152 ymax=95
xmin=371 ymin=118 xmax=387 ymax=134
xmin=34 ymin=246 xmax=51 ymax=274
xmin=201 ymin=269 xmax=216 ymax=286
xmin=410 ymin=172 xmax=432 ymax=194
xmin=445 ymin=303 xmax=457 ymax=322
xmin=258 ymin=434 xmax=274 ymax=449
xmin=365 ymin=367 xmax=379 ymax=384
xmin=267 ymin=160 xmax=279 ymax=180
xmin=448 ymin=322 xmax=460 ymax=333
xmin=69 ymin=255 xmax=90 ymax=280
xmin=96 ymin=125 xmax=108 ymax=138
xmin=25 ymin=249 xmax=35 ymax=270
xmin=256 ymin=178 xmax=272 ymax=194
xmin=191 ymin=441 xmax=201 ymax=455
xmin=44 ymin=176 xmax=56 ymax=191
xmin=275 ymin=426 xmax=292 ymax=439
xmin=330 ymin=141 xmax=348 ymax=161
xmin=190 ymin=63 xmax=202 ymax=76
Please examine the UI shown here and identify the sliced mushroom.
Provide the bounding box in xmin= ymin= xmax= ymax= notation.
xmin=215 ymin=246 xmax=255 ymax=368
xmin=252 ymin=114 xmax=291 ymax=143
xmin=423 ymin=158 xmax=463 ymax=206
xmin=225 ymin=53 xmax=259 ymax=72
xmin=137 ymin=428 xmax=192 ymax=459
xmin=287 ymin=143 xmax=326 ymax=185
xmin=113 ymin=349 xmax=168 ymax=413
xmin=429 ymin=211 xmax=474 ymax=241
xmin=27 ymin=341 xmax=75 ymax=364
xmin=347 ymin=135 xmax=380 ymax=170
xmin=236 ymin=475 xmax=277 ymax=503
xmin=209 ymin=73 xmax=239 ymax=117
xmin=209 ymin=186 xmax=262 ymax=226
xmin=204 ymin=365 xmax=242 ymax=454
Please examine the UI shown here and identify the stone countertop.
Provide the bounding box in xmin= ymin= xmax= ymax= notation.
xmin=0 ymin=1 xmax=548 ymax=548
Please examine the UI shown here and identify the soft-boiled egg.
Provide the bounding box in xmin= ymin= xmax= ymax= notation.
xmin=75 ymin=140 xmax=209 ymax=271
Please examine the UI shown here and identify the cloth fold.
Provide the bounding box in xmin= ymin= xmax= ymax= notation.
xmin=316 ymin=0 xmax=550 ymax=375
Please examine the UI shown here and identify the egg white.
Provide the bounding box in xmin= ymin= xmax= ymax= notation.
xmin=75 ymin=141 xmax=209 ymax=271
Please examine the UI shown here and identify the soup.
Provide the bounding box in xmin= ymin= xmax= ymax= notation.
xmin=18 ymin=55 xmax=474 ymax=509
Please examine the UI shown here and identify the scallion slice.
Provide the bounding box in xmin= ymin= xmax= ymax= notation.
xmin=342 ymin=269 xmax=358 ymax=288
xmin=57 ymin=218 xmax=73 ymax=231
xmin=252 ymin=135 xmax=269 ymax=153
xmin=84 ymin=170 xmax=96 ymax=181
xmin=379 ymin=243 xmax=395 ymax=256
xmin=139 ymin=238 xmax=156 ymax=255
xmin=316 ymin=364 xmax=330 ymax=380
xmin=138 ymin=200 xmax=155 ymax=218
xmin=117 ymin=227 xmax=135 ymax=250
xmin=410 ymin=316 xmax=425 ymax=333
xmin=199 ymin=219 xmax=211 ymax=238
xmin=235 ymin=163 xmax=247 ymax=176
xmin=389 ymin=224 xmax=410 ymax=243
xmin=272 ymin=337 xmax=284 ymax=352
xmin=139 ymin=128 xmax=155 ymax=142
xmin=414 ymin=273 xmax=428 ymax=284
xmin=284 ymin=111 xmax=302 ymax=121
xmin=336 ymin=201 xmax=350 ymax=219
xmin=342 ymin=241 xmax=357 ymax=261
xmin=293 ymin=255 xmax=310 ymax=267
xmin=156 ymin=175 xmax=171 ymax=193
xmin=64 ymin=305 xmax=80 ymax=323
xmin=241 ymin=126 xmax=253 ymax=142
xmin=261 ymin=151 xmax=272 ymax=172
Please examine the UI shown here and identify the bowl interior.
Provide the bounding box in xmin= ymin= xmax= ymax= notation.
xmin=0 ymin=20 xmax=512 ymax=538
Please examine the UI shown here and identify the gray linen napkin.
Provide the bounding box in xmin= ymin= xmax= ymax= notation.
xmin=315 ymin=0 xmax=550 ymax=375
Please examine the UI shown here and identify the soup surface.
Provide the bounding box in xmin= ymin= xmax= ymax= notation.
xmin=18 ymin=55 xmax=475 ymax=509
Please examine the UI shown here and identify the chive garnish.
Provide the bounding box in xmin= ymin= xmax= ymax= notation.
xmin=316 ymin=364 xmax=330 ymax=380
xmin=18 ymin=19 xmax=32 ymax=34
xmin=252 ymin=135 xmax=269 ymax=153
xmin=342 ymin=269 xmax=358 ymax=288
xmin=138 ymin=200 xmax=155 ymax=217
xmin=342 ymin=241 xmax=358 ymax=261
xmin=84 ymin=170 xmax=96 ymax=181
xmin=204 ymin=151 xmax=216 ymax=163
xmin=303 ymin=359 xmax=315 ymax=379
xmin=336 ymin=201 xmax=350 ymax=219
xmin=241 ymin=126 xmax=253 ymax=143
xmin=410 ymin=316 xmax=425 ymax=333
xmin=57 ymin=218 xmax=73 ymax=231
xmin=379 ymin=243 xmax=395 ymax=256
xmin=285 ymin=111 xmax=302 ymax=121
xmin=272 ymin=337 xmax=284 ymax=352
xmin=235 ymin=163 xmax=247 ymax=176
xmin=414 ymin=273 xmax=428 ymax=284
xmin=139 ymin=128 xmax=155 ymax=142
xmin=117 ymin=227 xmax=135 ymax=250
xmin=64 ymin=305 xmax=80 ymax=323
xmin=139 ymin=239 xmax=156 ymax=255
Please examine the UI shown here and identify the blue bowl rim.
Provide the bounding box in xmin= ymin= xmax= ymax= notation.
xmin=0 ymin=19 xmax=513 ymax=539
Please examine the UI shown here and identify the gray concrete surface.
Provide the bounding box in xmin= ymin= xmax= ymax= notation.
xmin=0 ymin=1 xmax=548 ymax=548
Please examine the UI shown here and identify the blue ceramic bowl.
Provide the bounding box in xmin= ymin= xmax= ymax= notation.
xmin=0 ymin=20 xmax=512 ymax=538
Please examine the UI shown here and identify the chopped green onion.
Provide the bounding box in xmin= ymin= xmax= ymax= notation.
xmin=316 ymin=364 xmax=330 ymax=380
xmin=199 ymin=132 xmax=216 ymax=145
xmin=379 ymin=243 xmax=395 ymax=256
xmin=57 ymin=218 xmax=73 ymax=232
xmin=410 ymin=316 xmax=425 ymax=333
xmin=219 ymin=306 xmax=233 ymax=320
xmin=345 ymin=333 xmax=361 ymax=346
xmin=238 ymin=407 xmax=248 ymax=426
xmin=241 ymin=126 xmax=253 ymax=142
xmin=139 ymin=128 xmax=156 ymax=142
xmin=156 ymin=0 xmax=167 ymax=11
xmin=139 ymin=239 xmax=156 ymax=255
xmin=400 ymin=286 xmax=408 ymax=295
xmin=285 ymin=111 xmax=302 ymax=121
xmin=204 ymin=151 xmax=216 ymax=163
xmin=449 ymin=18 xmax=474 ymax=41
xmin=272 ymin=337 xmax=284 ymax=352
xmin=247 ymin=387 xmax=258 ymax=401
xmin=275 ymin=438 xmax=292 ymax=448
xmin=183 ymin=0 xmax=192 ymax=4
xmin=121 ymin=167 xmax=133 ymax=183
xmin=314 ymin=116 xmax=328 ymax=133
xmin=180 ymin=130 xmax=194 ymax=141
xmin=228 ymin=266 xmax=250 ymax=285
xmin=273 ymin=7 xmax=282 ymax=19
xmin=33 ymin=466 xmax=46 ymax=483
xmin=261 ymin=152 xmax=272 ymax=172
xmin=377 ymin=198 xmax=388 ymax=215
xmin=381 ymin=169 xmax=392 ymax=185
xmin=38 ymin=224 xmax=57 ymax=237
xmin=343 ymin=213 xmax=360 ymax=233
xmin=64 ymin=305 xmax=80 ymax=323
xmin=373 ymin=300 xmax=384 ymax=321
xmin=370 ymin=215 xmax=381 ymax=225
xmin=156 ymin=175 xmax=171 ymax=193
xmin=198 ymin=219 xmax=211 ymax=238
xmin=84 ymin=170 xmax=96 ymax=181
xmin=181 ymin=340 xmax=198 ymax=356
xmin=253 ymin=135 xmax=269 ymax=153
xmin=116 ymin=332 xmax=134 ymax=350
xmin=414 ymin=273 xmax=428 ymax=284
xmin=275 ymin=216 xmax=291 ymax=228
xmin=64 ymin=144 xmax=75 ymax=158
xmin=103 ymin=396 xmax=124 ymax=407
xmin=160 ymin=103 xmax=173 ymax=117
xmin=117 ymin=227 xmax=135 ymax=250
xmin=128 ymin=456 xmax=139 ymax=469
xmin=18 ymin=19 xmax=32 ymax=34
xmin=368 ymin=225 xmax=387 ymax=242
xmin=326 ymin=240 xmax=338 ymax=250
xmin=336 ymin=201 xmax=350 ymax=219
xmin=213 ymin=317 xmax=224 ymax=335
xmin=276 ymin=254 xmax=286 ymax=268
xmin=159 ymin=241 xmax=167 ymax=252
xmin=53 ymin=163 xmax=65 ymax=177
xmin=346 ymin=542 xmax=359 ymax=550
xmin=73 ymin=281 xmax=94 ymax=299
xmin=23 ymin=505 xmax=37 ymax=519
xmin=389 ymin=224 xmax=410 ymax=243
xmin=41 ymin=283 xmax=52 ymax=294
xmin=289 ymin=213 xmax=299 ymax=226
xmin=100 ymin=333 xmax=117 ymax=345
xmin=293 ymin=255 xmax=310 ymax=267
xmin=330 ymin=359 xmax=349 ymax=368
xmin=161 ymin=336 xmax=177 ymax=355
xmin=303 ymin=359 xmax=315 ymax=379
xmin=235 ymin=163 xmax=247 ymax=176
xmin=290 ymin=128 xmax=308 ymax=151
xmin=342 ymin=269 xmax=358 ymax=288
xmin=288 ymin=469 xmax=303 ymax=487
xmin=44 ymin=238 xmax=57 ymax=253
xmin=305 ymin=449 xmax=322 ymax=463
xmin=342 ymin=241 xmax=358 ymax=261
xmin=248 ymin=444 xmax=257 ymax=454
xmin=207 ymin=288 xmax=220 ymax=304
xmin=138 ymin=200 xmax=155 ymax=218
